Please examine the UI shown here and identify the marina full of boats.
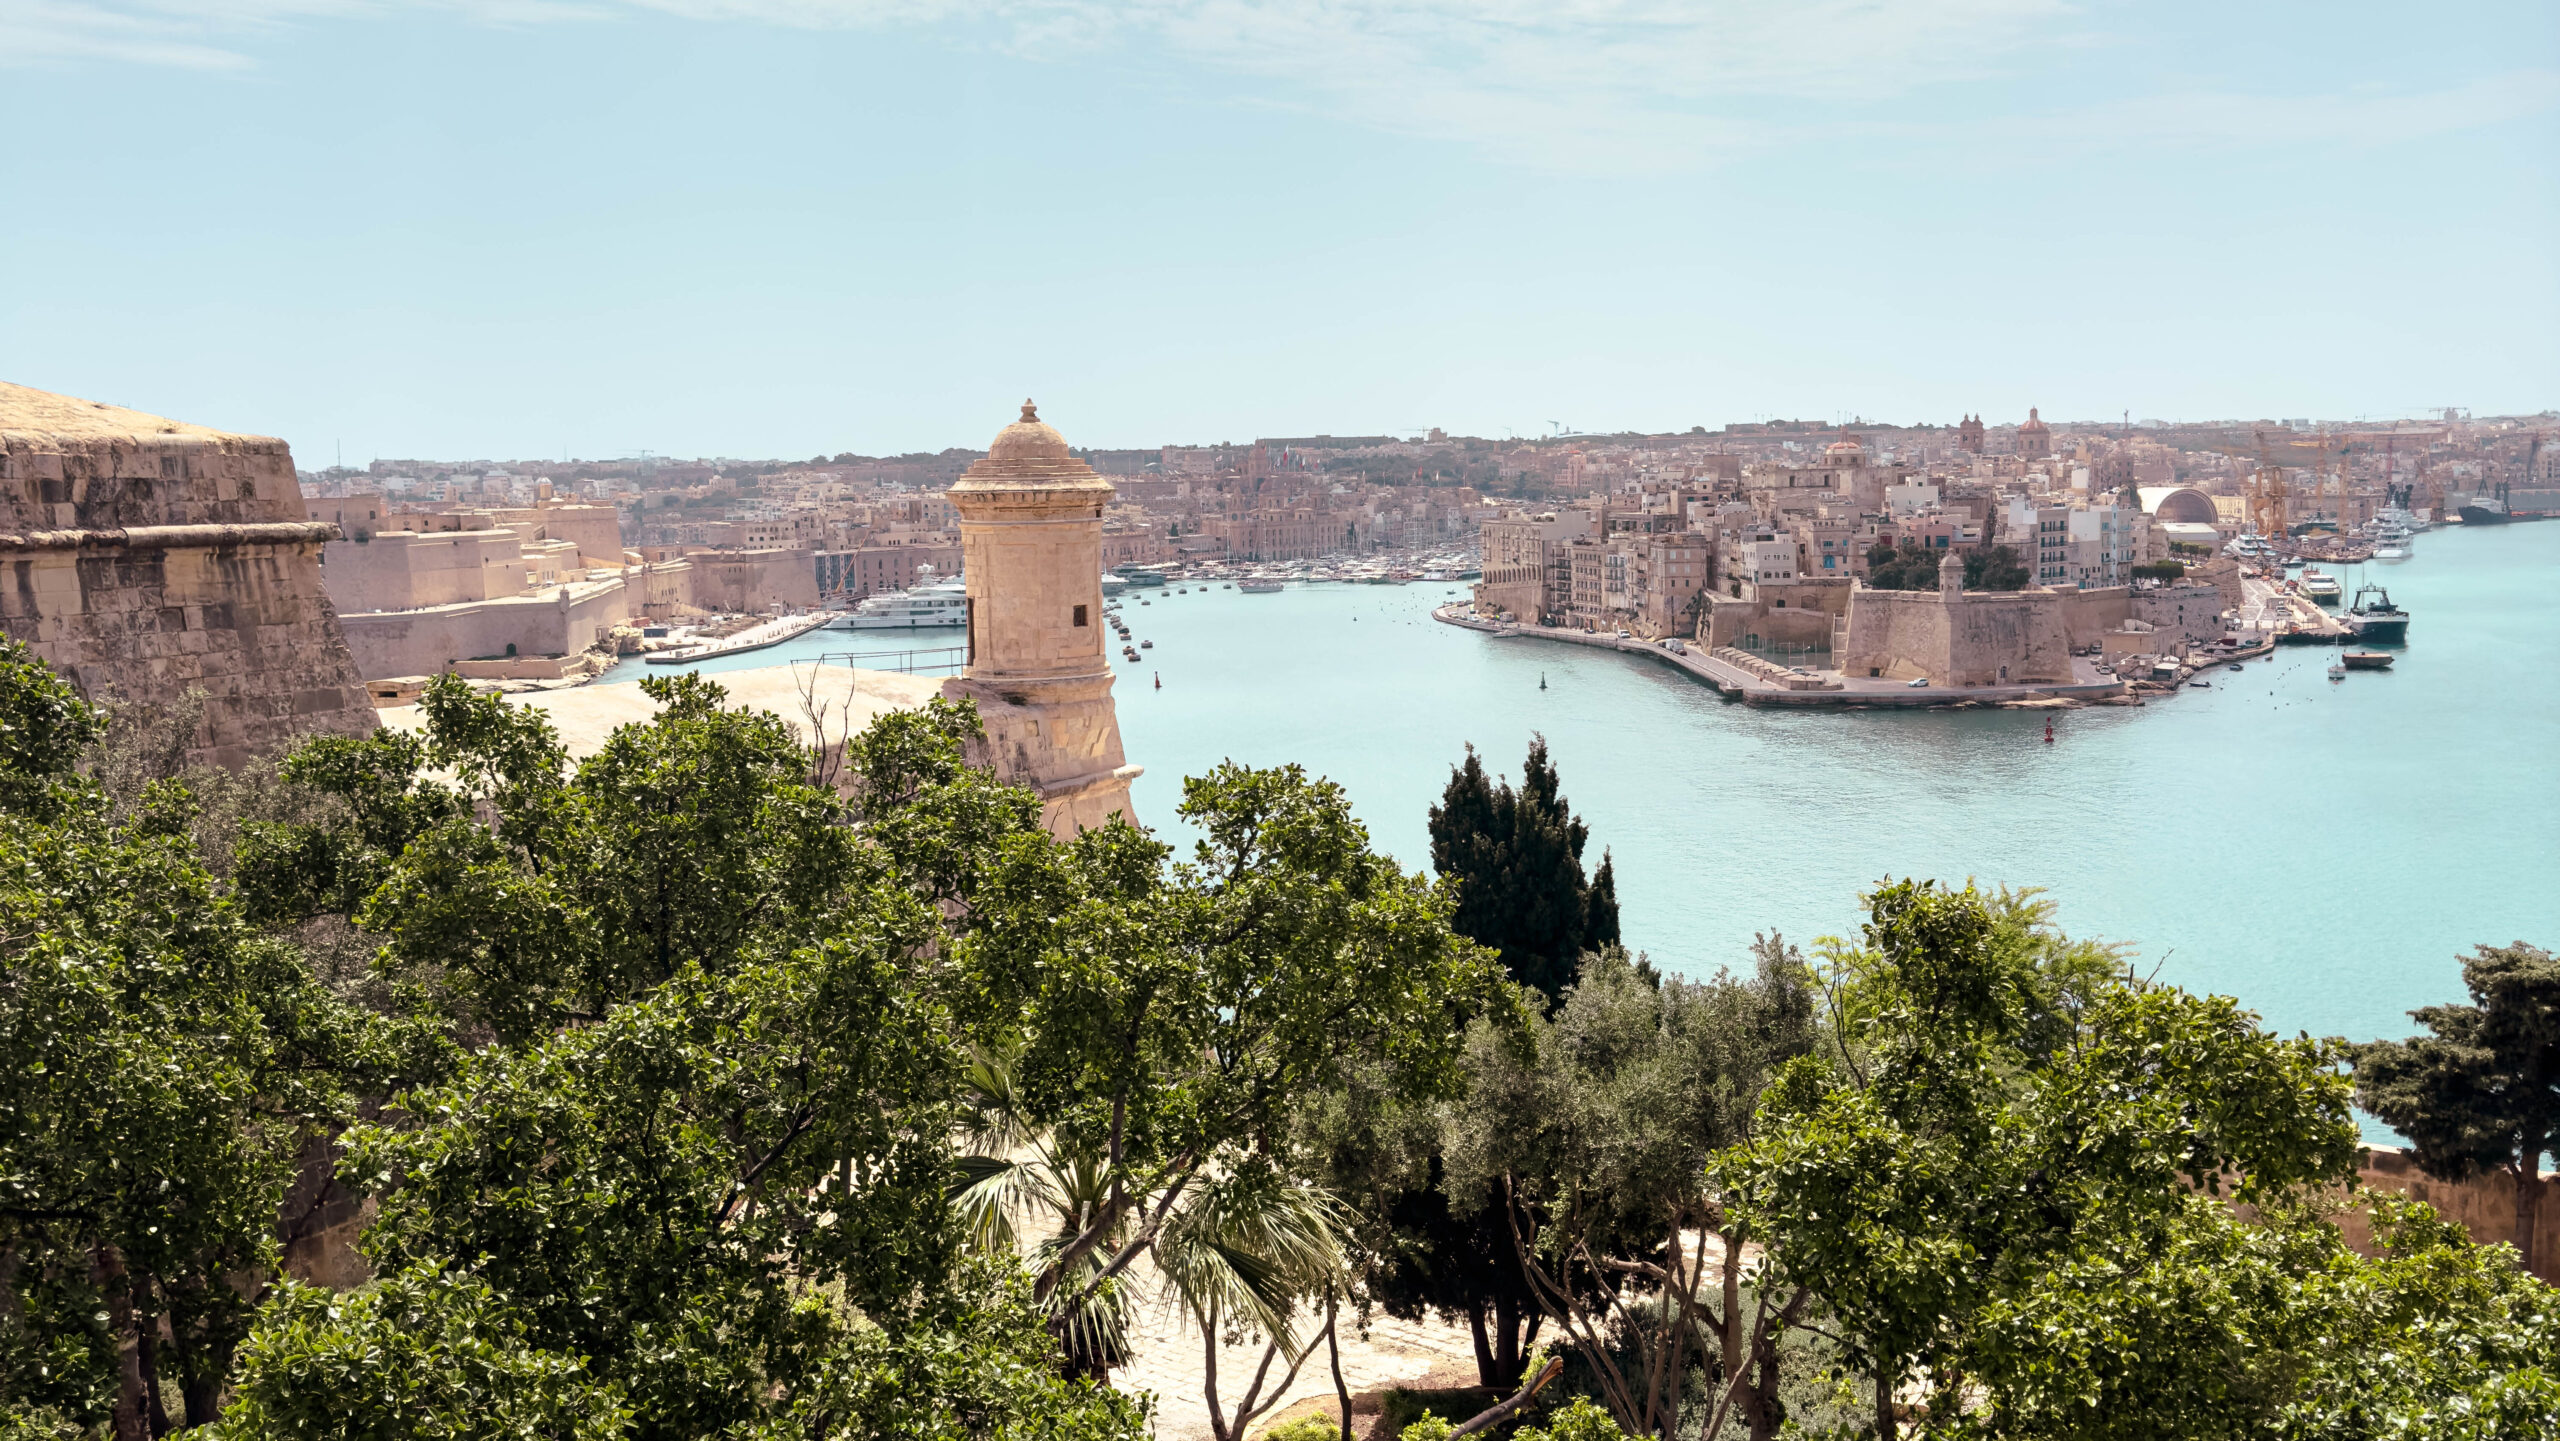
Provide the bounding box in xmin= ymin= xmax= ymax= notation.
xmin=2227 ymin=509 xmax=2432 ymax=655
xmin=816 ymin=549 xmax=1485 ymax=629
xmin=800 ymin=549 xmax=1483 ymax=678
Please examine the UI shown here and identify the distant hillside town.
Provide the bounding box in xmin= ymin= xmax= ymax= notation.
xmin=291 ymin=409 xmax=2558 ymax=688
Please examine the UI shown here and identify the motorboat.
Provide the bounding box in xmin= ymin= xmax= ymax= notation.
xmin=836 ymin=568 xmax=967 ymax=629
xmin=2299 ymin=569 xmax=2343 ymax=605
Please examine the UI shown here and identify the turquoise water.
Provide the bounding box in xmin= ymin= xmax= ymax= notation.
xmin=623 ymin=529 xmax=2560 ymax=1092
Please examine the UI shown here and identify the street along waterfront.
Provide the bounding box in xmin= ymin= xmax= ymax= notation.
xmin=1104 ymin=525 xmax=2560 ymax=1105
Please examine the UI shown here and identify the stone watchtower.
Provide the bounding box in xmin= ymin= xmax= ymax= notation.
xmin=1939 ymin=547 xmax=1966 ymax=601
xmin=0 ymin=383 xmax=373 ymax=765
xmin=943 ymin=401 xmax=1140 ymax=835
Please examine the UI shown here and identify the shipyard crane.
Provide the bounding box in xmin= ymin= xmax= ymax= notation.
xmin=2202 ymin=428 xmax=2338 ymax=542
xmin=2247 ymin=429 xmax=2292 ymax=542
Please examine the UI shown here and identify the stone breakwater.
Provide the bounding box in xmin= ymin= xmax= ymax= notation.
xmin=1 ymin=383 xmax=374 ymax=765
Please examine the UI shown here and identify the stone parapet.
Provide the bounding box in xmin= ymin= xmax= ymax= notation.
xmin=0 ymin=521 xmax=345 ymax=552
xmin=0 ymin=384 xmax=375 ymax=764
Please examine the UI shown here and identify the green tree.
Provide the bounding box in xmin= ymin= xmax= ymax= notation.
xmin=313 ymin=687 xmax=1020 ymax=1438
xmin=1305 ymin=741 xmax=1611 ymax=1395
xmin=1860 ymin=542 xmax=1942 ymax=592
xmin=1961 ymin=543 xmax=2030 ymax=591
xmin=212 ymin=1263 xmax=629 ymax=1441
xmin=981 ymin=761 xmax=1503 ymax=1349
xmin=1715 ymin=881 xmax=2363 ymax=1440
xmin=1443 ymin=943 xmax=1818 ymax=1439
xmin=1428 ymin=739 xmax=1616 ymax=1006
xmin=0 ymin=638 xmax=384 ymax=1434
xmin=2354 ymin=941 xmax=2560 ymax=1275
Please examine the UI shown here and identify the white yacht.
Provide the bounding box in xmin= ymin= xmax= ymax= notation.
xmin=835 ymin=566 xmax=967 ymax=629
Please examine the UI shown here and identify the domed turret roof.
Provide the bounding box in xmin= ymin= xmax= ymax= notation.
xmin=988 ymin=400 xmax=1072 ymax=466
xmin=955 ymin=399 xmax=1109 ymax=488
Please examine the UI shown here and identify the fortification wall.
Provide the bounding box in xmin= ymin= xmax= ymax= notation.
xmin=2343 ymin=1147 xmax=2560 ymax=1287
xmin=1838 ymin=589 xmax=1953 ymax=681
xmin=1840 ymin=587 xmax=2072 ymax=686
xmin=2058 ymin=586 xmax=2131 ymax=648
xmin=1704 ymin=592 xmax=1842 ymax=650
xmin=0 ymin=383 xmax=374 ymax=765
xmin=692 ymin=547 xmax=817 ymax=614
xmin=338 ymin=579 xmax=630 ymax=681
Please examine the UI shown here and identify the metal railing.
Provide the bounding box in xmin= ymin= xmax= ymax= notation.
xmin=812 ymin=647 xmax=969 ymax=677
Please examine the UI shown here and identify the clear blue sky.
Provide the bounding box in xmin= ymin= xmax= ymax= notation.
xmin=6 ymin=2 xmax=2554 ymax=463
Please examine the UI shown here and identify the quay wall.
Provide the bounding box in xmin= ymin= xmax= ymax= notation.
xmin=1 ymin=384 xmax=375 ymax=765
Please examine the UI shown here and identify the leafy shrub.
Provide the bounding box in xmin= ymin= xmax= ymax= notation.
xmin=213 ymin=1263 xmax=629 ymax=1441
xmin=1514 ymin=1398 xmax=1630 ymax=1441
xmin=1262 ymin=1416 xmax=1348 ymax=1441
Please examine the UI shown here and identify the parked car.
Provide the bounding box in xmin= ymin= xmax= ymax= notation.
xmin=1662 ymin=639 xmax=1687 ymax=655
xmin=1906 ymin=677 xmax=1931 ymax=688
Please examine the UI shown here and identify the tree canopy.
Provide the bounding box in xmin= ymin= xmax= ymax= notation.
xmin=2355 ymin=942 xmax=2560 ymax=1274
xmin=1 ymin=632 xmax=2553 ymax=1441
xmin=1427 ymin=738 xmax=1616 ymax=1007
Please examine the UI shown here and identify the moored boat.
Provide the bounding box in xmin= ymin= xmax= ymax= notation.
xmin=2341 ymin=651 xmax=2394 ymax=670
xmin=2342 ymin=584 xmax=2409 ymax=644
xmin=2299 ymin=569 xmax=2342 ymax=605
xmin=836 ymin=568 xmax=968 ymax=629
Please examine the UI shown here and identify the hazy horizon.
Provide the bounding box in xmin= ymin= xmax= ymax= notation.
xmin=8 ymin=1 xmax=2555 ymax=465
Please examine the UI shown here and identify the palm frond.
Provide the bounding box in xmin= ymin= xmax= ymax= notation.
xmin=948 ymin=1152 xmax=1059 ymax=1253
xmin=1157 ymin=1171 xmax=1347 ymax=1360
xmin=958 ymin=1041 xmax=1042 ymax=1155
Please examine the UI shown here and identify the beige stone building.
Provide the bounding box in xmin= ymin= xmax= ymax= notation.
xmin=943 ymin=402 xmax=1141 ymax=836
xmin=0 ymin=382 xmax=374 ymax=765
xmin=1472 ymin=508 xmax=1590 ymax=621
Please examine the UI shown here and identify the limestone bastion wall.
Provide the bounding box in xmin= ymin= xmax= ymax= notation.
xmin=1839 ymin=588 xmax=2073 ymax=685
xmin=0 ymin=383 xmax=375 ymax=766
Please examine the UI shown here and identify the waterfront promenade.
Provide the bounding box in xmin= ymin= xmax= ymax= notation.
xmin=1432 ymin=604 xmax=2131 ymax=707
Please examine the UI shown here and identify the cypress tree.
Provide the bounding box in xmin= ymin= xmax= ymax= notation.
xmin=1387 ymin=739 xmax=1621 ymax=1386
xmin=1427 ymin=735 xmax=1612 ymax=1007
xmin=1584 ymin=849 xmax=1619 ymax=951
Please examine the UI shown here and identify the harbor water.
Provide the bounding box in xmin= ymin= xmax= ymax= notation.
xmin=622 ymin=527 xmax=2560 ymax=1111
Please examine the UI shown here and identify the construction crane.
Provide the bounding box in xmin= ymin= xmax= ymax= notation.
xmin=2248 ymin=429 xmax=2292 ymax=542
